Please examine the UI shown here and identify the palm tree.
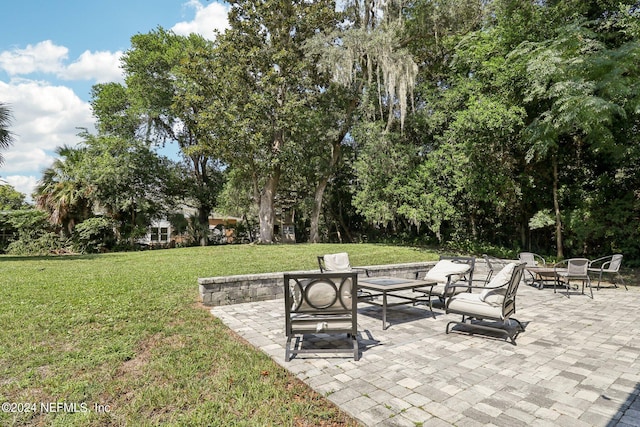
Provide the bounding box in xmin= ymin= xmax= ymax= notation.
xmin=0 ymin=102 xmax=15 ymax=165
xmin=33 ymin=146 xmax=93 ymax=236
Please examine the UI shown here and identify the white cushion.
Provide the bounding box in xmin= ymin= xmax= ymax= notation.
xmin=480 ymin=262 xmax=516 ymax=302
xmin=447 ymin=292 xmax=504 ymax=319
xmin=424 ymin=260 xmax=470 ymax=284
xmin=323 ymin=252 xmax=351 ymax=271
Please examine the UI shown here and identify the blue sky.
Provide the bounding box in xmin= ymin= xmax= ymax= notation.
xmin=0 ymin=0 xmax=229 ymax=201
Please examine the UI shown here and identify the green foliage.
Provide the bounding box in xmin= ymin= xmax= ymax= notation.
xmin=5 ymin=231 xmax=66 ymax=256
xmin=3 ymin=209 xmax=68 ymax=255
xmin=33 ymin=144 xmax=94 ymax=236
xmin=99 ymin=28 xmax=225 ymax=238
xmin=0 ymin=102 xmax=14 ymax=165
xmin=72 ymin=217 xmax=118 ymax=253
xmin=22 ymin=0 xmax=640 ymax=261
xmin=529 ymin=210 xmax=556 ymax=230
xmin=0 ymin=184 xmax=26 ymax=210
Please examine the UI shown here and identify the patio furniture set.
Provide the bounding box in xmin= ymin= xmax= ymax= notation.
xmin=284 ymin=252 xmax=536 ymax=361
xmin=517 ymin=252 xmax=627 ymax=299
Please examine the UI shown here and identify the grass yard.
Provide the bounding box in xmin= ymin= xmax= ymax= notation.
xmin=0 ymin=243 xmax=437 ymax=426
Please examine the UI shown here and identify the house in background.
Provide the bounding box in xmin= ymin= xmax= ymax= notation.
xmin=140 ymin=218 xmax=175 ymax=248
xmin=208 ymin=213 xmax=240 ymax=244
xmin=140 ymin=211 xmax=242 ymax=248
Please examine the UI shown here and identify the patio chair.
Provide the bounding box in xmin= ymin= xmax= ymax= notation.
xmin=284 ymin=271 xmax=359 ymax=361
xmin=482 ymin=254 xmax=508 ymax=285
xmin=318 ymin=252 xmax=372 ymax=300
xmin=518 ymin=252 xmax=546 ymax=285
xmin=554 ymin=258 xmax=593 ymax=298
xmin=588 ymin=254 xmax=627 ymax=290
xmin=318 ymin=252 xmax=370 ymax=277
xmin=413 ymin=256 xmax=475 ymax=312
xmin=445 ymin=262 xmax=526 ymax=344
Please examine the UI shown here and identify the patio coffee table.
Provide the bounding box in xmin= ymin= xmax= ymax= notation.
xmin=525 ymin=266 xmax=566 ymax=289
xmin=358 ymin=276 xmax=436 ymax=329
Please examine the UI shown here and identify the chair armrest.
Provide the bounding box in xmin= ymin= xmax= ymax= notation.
xmin=588 ymin=256 xmax=611 ymax=270
xmin=447 ymin=282 xmax=508 ymax=291
xmin=352 ymin=267 xmax=370 ymax=277
xmin=554 ymin=260 xmax=572 ymax=276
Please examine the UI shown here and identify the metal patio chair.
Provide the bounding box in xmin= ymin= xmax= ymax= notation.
xmin=413 ymin=256 xmax=475 ymax=312
xmin=588 ymin=254 xmax=627 ymax=290
xmin=518 ymin=252 xmax=546 ymax=285
xmin=554 ymin=258 xmax=593 ymax=298
xmin=445 ymin=262 xmax=527 ymax=344
xmin=318 ymin=252 xmax=370 ymax=277
xmin=284 ymin=271 xmax=359 ymax=361
xmin=317 ymin=252 xmax=372 ymax=300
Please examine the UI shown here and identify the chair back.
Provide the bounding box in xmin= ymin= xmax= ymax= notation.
xmin=284 ymin=272 xmax=359 ymax=361
xmin=518 ymin=252 xmax=542 ymax=266
xmin=318 ymin=253 xmax=351 ymax=272
xmin=284 ymin=272 xmax=358 ymax=320
xmin=609 ymin=254 xmax=623 ymax=272
xmin=502 ymin=263 xmax=526 ymax=319
xmin=567 ymin=258 xmax=589 ymax=276
xmin=438 ymin=256 xmax=476 ymax=285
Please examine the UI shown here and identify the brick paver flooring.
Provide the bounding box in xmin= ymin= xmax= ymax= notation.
xmin=211 ymin=281 xmax=640 ymax=426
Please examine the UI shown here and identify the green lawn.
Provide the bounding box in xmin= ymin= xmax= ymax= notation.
xmin=0 ymin=243 xmax=437 ymax=426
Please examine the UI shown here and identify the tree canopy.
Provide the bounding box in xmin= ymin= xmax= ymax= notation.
xmin=8 ymin=0 xmax=640 ymax=261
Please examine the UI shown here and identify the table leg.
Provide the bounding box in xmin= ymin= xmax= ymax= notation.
xmin=382 ymin=292 xmax=388 ymax=330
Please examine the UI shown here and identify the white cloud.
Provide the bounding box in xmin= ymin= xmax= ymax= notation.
xmin=0 ymin=40 xmax=68 ymax=75
xmin=172 ymin=0 xmax=230 ymax=40
xmin=0 ymin=41 xmax=108 ymax=201
xmin=1 ymin=147 xmax=53 ymax=175
xmin=0 ymin=79 xmax=94 ymax=151
xmin=3 ymin=175 xmax=39 ymax=201
xmin=0 ymin=40 xmax=124 ymax=85
xmin=63 ymin=50 xmax=125 ymax=83
xmin=0 ymin=1 xmax=230 ymax=201
xmin=0 ymin=79 xmax=94 ymax=198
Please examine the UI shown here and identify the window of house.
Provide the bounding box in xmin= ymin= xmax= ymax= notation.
xmin=150 ymin=227 xmax=169 ymax=242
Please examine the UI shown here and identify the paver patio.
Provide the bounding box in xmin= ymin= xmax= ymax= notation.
xmin=211 ymin=279 xmax=640 ymax=426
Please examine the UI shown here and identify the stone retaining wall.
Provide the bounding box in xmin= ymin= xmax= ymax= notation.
xmin=198 ymin=259 xmax=494 ymax=307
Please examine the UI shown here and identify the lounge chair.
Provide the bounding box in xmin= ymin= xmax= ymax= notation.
xmin=554 ymin=258 xmax=593 ymax=298
xmin=284 ymin=271 xmax=359 ymax=361
xmin=588 ymin=254 xmax=627 ymax=290
xmin=413 ymin=256 xmax=475 ymax=312
xmin=445 ymin=262 xmax=526 ymax=344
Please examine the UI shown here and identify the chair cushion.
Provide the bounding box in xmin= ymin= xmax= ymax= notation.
xmin=323 ymin=253 xmax=351 ymax=271
xmin=447 ymin=292 xmax=504 ymax=320
xmin=424 ymin=260 xmax=471 ymax=284
xmin=480 ymin=262 xmax=516 ymax=302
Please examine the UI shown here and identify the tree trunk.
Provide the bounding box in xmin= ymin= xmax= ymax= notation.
xmin=258 ymin=169 xmax=280 ymax=244
xmin=198 ymin=206 xmax=210 ymax=246
xmin=552 ymin=155 xmax=563 ymax=258
xmin=309 ymin=96 xmax=357 ymax=243
xmin=309 ymin=177 xmax=328 ymax=243
xmin=193 ymin=155 xmax=211 ymax=246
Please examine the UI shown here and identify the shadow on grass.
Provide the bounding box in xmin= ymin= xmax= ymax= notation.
xmin=0 ymin=254 xmax=103 ymax=262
